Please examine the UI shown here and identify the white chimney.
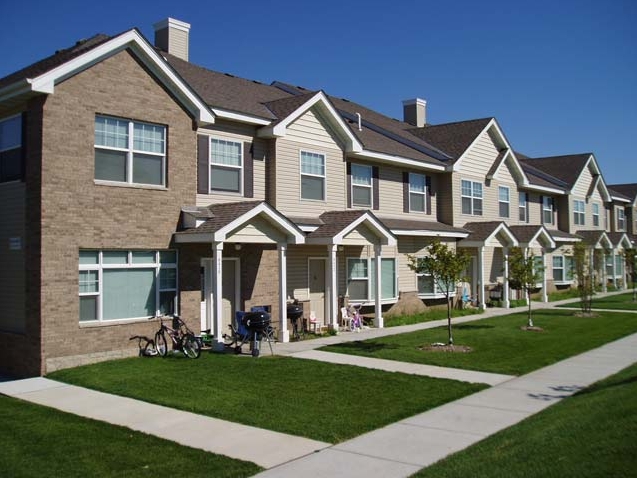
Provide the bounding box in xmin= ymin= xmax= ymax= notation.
xmin=402 ymin=98 xmax=427 ymax=128
xmin=153 ymin=18 xmax=191 ymax=61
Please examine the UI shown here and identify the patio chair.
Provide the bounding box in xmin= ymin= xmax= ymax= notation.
xmin=340 ymin=307 xmax=353 ymax=331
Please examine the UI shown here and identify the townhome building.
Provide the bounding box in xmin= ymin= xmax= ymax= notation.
xmin=0 ymin=18 xmax=633 ymax=378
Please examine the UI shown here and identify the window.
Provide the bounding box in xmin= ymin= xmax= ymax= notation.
xmin=617 ymin=208 xmax=626 ymax=231
xmin=573 ymin=199 xmax=585 ymax=226
xmin=94 ymin=116 xmax=166 ymax=186
xmin=533 ymin=255 xmax=545 ymax=283
xmin=606 ymin=254 xmax=614 ymax=277
xmin=553 ymin=255 xmax=574 ymax=283
xmin=415 ymin=258 xmax=456 ymax=297
xmin=409 ymin=173 xmax=427 ymax=212
xmin=542 ymin=196 xmax=554 ymax=225
xmin=351 ymin=164 xmax=372 ymax=207
xmin=346 ymin=257 xmax=397 ymax=301
xmin=210 ymin=138 xmax=242 ymax=193
xmin=592 ymin=203 xmax=600 ymax=227
xmin=0 ymin=114 xmax=23 ymax=183
xmin=79 ymin=250 xmax=177 ymax=322
xmin=615 ymin=254 xmax=624 ymax=277
xmin=300 ymin=151 xmax=325 ymax=201
xmin=499 ymin=186 xmax=510 ymax=218
xmin=461 ymin=180 xmax=483 ymax=215
xmin=519 ymin=192 xmax=528 ymax=222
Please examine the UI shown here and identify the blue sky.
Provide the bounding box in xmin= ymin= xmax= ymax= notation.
xmin=2 ymin=0 xmax=636 ymax=185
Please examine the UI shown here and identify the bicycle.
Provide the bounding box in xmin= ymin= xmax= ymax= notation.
xmin=154 ymin=316 xmax=201 ymax=359
xmin=129 ymin=335 xmax=158 ymax=357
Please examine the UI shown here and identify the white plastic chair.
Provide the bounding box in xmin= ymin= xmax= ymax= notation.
xmin=340 ymin=307 xmax=353 ymax=331
xmin=309 ymin=310 xmax=321 ymax=334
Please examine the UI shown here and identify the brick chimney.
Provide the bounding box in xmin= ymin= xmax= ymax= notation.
xmin=402 ymin=98 xmax=427 ymax=128
xmin=153 ymin=18 xmax=190 ymax=61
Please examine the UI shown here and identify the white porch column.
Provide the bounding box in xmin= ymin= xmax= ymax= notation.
xmin=278 ymin=243 xmax=289 ymax=343
xmin=612 ymin=251 xmax=618 ymax=289
xmin=503 ymin=247 xmax=510 ymax=308
xmin=328 ymin=245 xmax=338 ymax=330
xmin=478 ymin=246 xmax=486 ymax=309
xmin=602 ymin=251 xmax=608 ymax=293
xmin=374 ymin=244 xmax=383 ymax=328
xmin=212 ymin=242 xmax=224 ymax=351
xmin=541 ymin=249 xmax=548 ymax=302
xmin=621 ymin=253 xmax=627 ymax=290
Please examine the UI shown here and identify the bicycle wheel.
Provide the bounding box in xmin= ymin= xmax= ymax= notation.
xmin=181 ymin=334 xmax=201 ymax=359
xmin=155 ymin=331 xmax=168 ymax=357
xmin=143 ymin=339 xmax=158 ymax=357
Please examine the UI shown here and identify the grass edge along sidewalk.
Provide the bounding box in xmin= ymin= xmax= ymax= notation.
xmin=557 ymin=291 xmax=637 ymax=311
xmin=320 ymin=308 xmax=637 ymax=375
xmin=411 ymin=360 xmax=637 ymax=478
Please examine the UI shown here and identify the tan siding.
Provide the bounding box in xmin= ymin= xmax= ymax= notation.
xmin=0 ymin=182 xmax=26 ymax=333
xmin=226 ymin=217 xmax=285 ymax=244
xmin=286 ymin=109 xmax=344 ymax=150
xmin=459 ymin=130 xmax=499 ymax=177
xmin=396 ymin=237 xmax=455 ymax=293
xmin=196 ymin=122 xmax=266 ymax=207
xmin=572 ymin=166 xmax=592 ymax=197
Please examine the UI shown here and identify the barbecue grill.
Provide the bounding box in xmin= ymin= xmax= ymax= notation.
xmin=241 ymin=311 xmax=272 ymax=357
xmin=287 ymin=304 xmax=303 ymax=323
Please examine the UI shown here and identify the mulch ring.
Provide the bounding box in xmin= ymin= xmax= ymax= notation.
xmin=418 ymin=343 xmax=473 ymax=353
xmin=521 ymin=326 xmax=545 ymax=332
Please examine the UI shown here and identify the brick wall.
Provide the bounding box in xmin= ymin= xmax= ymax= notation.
xmin=36 ymin=50 xmax=197 ymax=373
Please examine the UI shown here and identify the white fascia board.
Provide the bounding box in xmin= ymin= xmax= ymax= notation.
xmin=0 ymin=79 xmax=33 ymax=103
xmin=452 ymin=118 xmax=495 ymax=172
xmin=391 ymin=229 xmax=469 ymax=238
xmin=298 ymin=225 xmax=319 ymax=232
xmin=351 ymin=151 xmax=445 ymax=172
xmin=27 ymin=29 xmax=215 ymax=125
xmin=616 ymin=233 xmax=632 ymax=249
xmin=531 ymin=227 xmax=556 ymax=249
xmin=333 ymin=213 xmax=397 ymax=246
xmin=611 ymin=195 xmax=631 ymax=203
xmin=524 ymin=184 xmax=566 ymax=195
xmin=215 ymin=203 xmax=305 ymax=244
xmin=488 ymin=121 xmax=528 ymax=184
xmin=491 ymin=224 xmax=519 ymax=247
xmin=259 ymin=91 xmax=363 ymax=152
xmin=598 ymin=233 xmax=613 ymax=249
xmin=211 ymin=108 xmax=271 ymax=125
xmin=553 ymin=236 xmax=582 ymax=243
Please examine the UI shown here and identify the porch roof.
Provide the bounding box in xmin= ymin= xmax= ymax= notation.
xmin=509 ymin=225 xmax=556 ymax=248
xmin=377 ymin=217 xmax=469 ymax=238
xmin=174 ymin=201 xmax=305 ymax=244
xmin=459 ymin=221 xmax=518 ymax=247
xmin=606 ymin=232 xmax=633 ymax=250
xmin=575 ymin=230 xmax=613 ymax=249
xmin=547 ymin=229 xmax=582 ymax=243
xmin=305 ymin=210 xmax=397 ymax=246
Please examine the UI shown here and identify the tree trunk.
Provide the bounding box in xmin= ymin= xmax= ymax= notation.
xmin=447 ymin=295 xmax=453 ymax=345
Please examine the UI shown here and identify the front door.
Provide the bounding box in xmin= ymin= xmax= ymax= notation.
xmin=308 ymin=258 xmax=327 ymax=326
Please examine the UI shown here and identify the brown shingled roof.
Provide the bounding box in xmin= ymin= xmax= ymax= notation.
xmin=462 ymin=221 xmax=508 ymax=242
xmin=408 ymin=118 xmax=493 ymax=160
xmin=378 ymin=217 xmax=468 ymax=235
xmin=307 ymin=210 xmax=368 ymax=239
xmin=178 ymin=201 xmax=265 ymax=235
xmin=522 ymin=154 xmax=592 ymax=188
xmin=608 ymin=183 xmax=637 ymax=201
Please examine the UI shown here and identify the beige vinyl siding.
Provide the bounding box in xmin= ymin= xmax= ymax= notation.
xmin=571 ymin=166 xmax=593 ymax=197
xmin=0 ymin=182 xmax=26 ymax=333
xmin=226 ymin=216 xmax=286 ymax=244
xmin=196 ymin=121 xmax=266 ymax=207
xmin=396 ymin=237 xmax=455 ymax=292
xmin=275 ymin=109 xmax=345 ymax=217
xmin=458 ymin=130 xmax=500 ymax=177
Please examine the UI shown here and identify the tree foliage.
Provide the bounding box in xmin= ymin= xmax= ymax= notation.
xmin=407 ymin=239 xmax=471 ymax=345
xmin=573 ymin=242 xmax=594 ymax=313
xmin=508 ymin=247 xmax=543 ymax=327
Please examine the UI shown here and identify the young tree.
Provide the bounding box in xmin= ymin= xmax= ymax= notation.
xmin=408 ymin=239 xmax=471 ymax=345
xmin=573 ymin=242 xmax=594 ymax=314
xmin=508 ymin=247 xmax=543 ymax=328
xmin=624 ymin=248 xmax=637 ymax=302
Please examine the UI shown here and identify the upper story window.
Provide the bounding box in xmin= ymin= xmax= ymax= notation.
xmin=409 ymin=173 xmax=427 ymax=212
xmin=0 ymin=114 xmax=23 ymax=183
xmin=573 ymin=199 xmax=585 ymax=226
xmin=461 ymin=180 xmax=483 ymax=215
xmin=617 ymin=208 xmax=626 ymax=231
xmin=542 ymin=196 xmax=554 ymax=225
xmin=300 ymin=151 xmax=325 ymax=201
xmin=592 ymin=203 xmax=600 ymax=227
xmin=519 ymin=192 xmax=528 ymax=222
xmin=210 ymin=138 xmax=242 ymax=193
xmin=499 ymin=186 xmax=510 ymax=218
xmin=351 ymin=164 xmax=372 ymax=207
xmin=94 ymin=115 xmax=165 ymax=186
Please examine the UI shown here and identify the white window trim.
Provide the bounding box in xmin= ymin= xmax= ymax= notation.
xmin=415 ymin=257 xmax=457 ymax=299
xmin=519 ymin=192 xmax=528 ymax=222
xmin=346 ymin=257 xmax=398 ymax=304
xmin=573 ymin=199 xmax=585 ymax=226
xmin=552 ymin=254 xmax=574 ymax=285
xmin=543 ymin=196 xmax=554 ymax=225
xmin=94 ymin=115 xmax=166 ymax=187
xmin=351 ymin=163 xmax=373 ymax=208
xmin=499 ymin=186 xmax=510 ymax=218
xmin=209 ymin=137 xmax=243 ymax=195
xmin=461 ymin=179 xmax=483 ymax=216
xmin=617 ymin=208 xmax=626 ymax=231
xmin=300 ymin=149 xmax=326 ymax=202
xmin=79 ymin=250 xmax=177 ymax=324
xmin=592 ymin=203 xmax=600 ymax=227
xmin=409 ymin=172 xmax=427 ymax=213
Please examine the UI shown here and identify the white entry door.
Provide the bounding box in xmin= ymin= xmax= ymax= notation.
xmin=308 ymin=258 xmax=327 ymax=326
xmin=201 ymin=258 xmax=240 ymax=335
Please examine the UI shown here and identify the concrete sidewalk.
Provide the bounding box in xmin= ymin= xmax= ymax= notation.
xmin=254 ymin=331 xmax=637 ymax=477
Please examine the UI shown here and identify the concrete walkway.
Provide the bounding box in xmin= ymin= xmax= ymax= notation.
xmin=1 ymin=290 xmax=634 ymax=476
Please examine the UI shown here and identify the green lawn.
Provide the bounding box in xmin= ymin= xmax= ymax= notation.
xmin=411 ymin=362 xmax=637 ymax=478
xmin=559 ymin=291 xmax=637 ymax=311
xmin=385 ymin=307 xmax=480 ymax=327
xmin=0 ymin=395 xmax=261 ymax=478
xmin=320 ymin=309 xmax=637 ymax=375
xmin=48 ymin=354 xmax=486 ymax=443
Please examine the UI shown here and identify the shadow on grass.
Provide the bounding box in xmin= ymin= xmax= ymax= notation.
xmin=575 ymin=374 xmax=637 ymax=396
xmin=329 ymin=341 xmax=400 ymax=353
xmin=454 ymin=324 xmax=496 ymax=330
